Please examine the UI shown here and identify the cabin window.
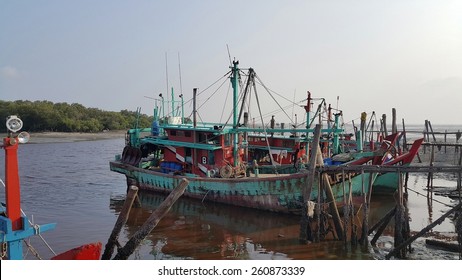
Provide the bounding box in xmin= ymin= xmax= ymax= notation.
xmin=208 ymin=151 xmax=215 ymax=164
xmin=224 ymin=134 xmax=231 ymax=146
xmin=185 ymin=131 xmax=191 ymax=137
xmin=283 ymin=140 xmax=292 ymax=148
xmin=207 ymin=134 xmax=214 ymax=144
xmin=198 ymin=133 xmax=205 ymax=143
xmin=185 ymin=147 xmax=191 ymax=157
xmin=170 ymin=130 xmax=177 ymax=136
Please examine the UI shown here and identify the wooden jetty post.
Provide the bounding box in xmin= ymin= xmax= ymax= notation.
xmin=112 ymin=178 xmax=189 ymax=260
xmin=299 ymin=124 xmax=321 ymax=243
xmin=402 ymin=119 xmax=408 ymax=152
xmin=394 ymin=170 xmax=406 ymax=259
xmin=102 ymin=185 xmax=139 ymax=260
xmin=391 ymin=108 xmax=397 ymax=135
xmin=319 ymin=166 xmax=344 ymax=240
xmin=342 ymin=170 xmax=349 ymax=246
xmin=382 ymin=114 xmax=388 ymax=136
xmin=458 ymin=148 xmax=462 ymax=196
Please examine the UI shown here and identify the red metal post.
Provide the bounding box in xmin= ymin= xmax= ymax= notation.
xmin=3 ymin=137 xmax=23 ymax=231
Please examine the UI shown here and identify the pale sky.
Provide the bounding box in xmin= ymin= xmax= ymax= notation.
xmin=1 ymin=0 xmax=461 ymax=126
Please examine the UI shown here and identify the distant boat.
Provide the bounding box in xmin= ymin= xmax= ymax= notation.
xmin=109 ymin=61 xmax=423 ymax=214
xmin=0 ymin=116 xmax=101 ymax=260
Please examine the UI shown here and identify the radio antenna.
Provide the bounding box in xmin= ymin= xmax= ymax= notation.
xmin=226 ymin=44 xmax=232 ymax=66
xmin=178 ymin=52 xmax=183 ymax=96
xmin=165 ymin=52 xmax=169 ymax=116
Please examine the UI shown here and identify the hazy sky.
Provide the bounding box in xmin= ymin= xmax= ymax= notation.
xmin=1 ymin=0 xmax=461 ymax=126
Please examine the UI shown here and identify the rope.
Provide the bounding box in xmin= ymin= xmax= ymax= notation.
xmin=0 ymin=230 xmax=6 ymax=259
xmin=0 ymin=178 xmax=57 ymax=257
xmin=255 ymin=73 xmax=293 ymax=123
xmin=406 ymin=187 xmax=453 ymax=207
xmin=23 ymin=238 xmax=43 ymax=260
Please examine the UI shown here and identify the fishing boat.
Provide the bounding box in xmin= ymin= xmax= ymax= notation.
xmin=0 ymin=115 xmax=102 ymax=260
xmin=109 ymin=60 xmax=423 ymax=214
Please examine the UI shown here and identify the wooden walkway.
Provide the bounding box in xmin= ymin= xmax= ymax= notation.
xmin=318 ymin=164 xmax=462 ymax=173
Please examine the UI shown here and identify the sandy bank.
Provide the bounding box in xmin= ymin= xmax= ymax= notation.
xmin=17 ymin=130 xmax=127 ymax=144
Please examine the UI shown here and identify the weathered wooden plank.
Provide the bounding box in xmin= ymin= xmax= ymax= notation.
xmin=102 ymin=185 xmax=138 ymax=260
xmin=319 ymin=165 xmax=462 ymax=173
xmin=112 ymin=178 xmax=189 ymax=260
xmin=385 ymin=202 xmax=462 ymax=259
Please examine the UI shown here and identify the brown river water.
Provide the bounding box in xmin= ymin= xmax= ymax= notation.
xmin=0 ymin=136 xmax=460 ymax=260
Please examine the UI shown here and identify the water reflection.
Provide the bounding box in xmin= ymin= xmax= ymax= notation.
xmin=110 ymin=192 xmax=385 ymax=260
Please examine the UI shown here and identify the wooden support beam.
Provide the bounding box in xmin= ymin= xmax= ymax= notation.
xmin=319 ymin=165 xmax=462 ymax=173
xmin=386 ymin=202 xmax=462 ymax=259
xmin=299 ymin=124 xmax=321 ymax=242
xmin=113 ymin=178 xmax=189 ymax=260
xmin=425 ymin=239 xmax=461 ymax=253
xmin=102 ymin=186 xmax=139 ymax=260
xmin=370 ymin=207 xmax=396 ymax=246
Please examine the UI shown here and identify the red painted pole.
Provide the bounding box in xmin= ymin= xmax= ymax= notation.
xmin=3 ymin=137 xmax=23 ymax=231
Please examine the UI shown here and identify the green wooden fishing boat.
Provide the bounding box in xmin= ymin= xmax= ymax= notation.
xmin=109 ymin=60 xmax=423 ymax=214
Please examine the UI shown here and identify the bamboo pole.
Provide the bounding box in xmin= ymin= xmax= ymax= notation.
xmin=112 ymin=178 xmax=189 ymax=260
xmin=386 ymin=202 xmax=462 ymax=259
xmin=102 ymin=186 xmax=138 ymax=260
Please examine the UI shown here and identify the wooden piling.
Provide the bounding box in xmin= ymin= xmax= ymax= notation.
xmin=427 ymin=145 xmax=435 ymax=204
xmin=342 ymin=170 xmax=349 ymax=246
xmin=391 ymin=108 xmax=397 ymax=135
xmin=299 ymin=124 xmax=322 ymax=242
xmin=349 ymin=177 xmax=357 ymax=246
xmin=382 ymin=114 xmax=388 ymax=136
xmin=316 ymin=172 xmax=322 ymax=242
xmin=402 ymin=119 xmax=407 ymax=152
xmin=386 ymin=202 xmax=462 ymax=259
xmin=360 ymin=171 xmax=368 ymax=246
xmin=394 ymin=171 xmax=406 ymax=259
xmin=458 ymin=148 xmax=462 ymax=197
xmin=112 ymin=178 xmax=189 ymax=260
xmin=444 ymin=130 xmax=447 ymax=153
xmin=102 ymin=185 xmax=138 ymax=260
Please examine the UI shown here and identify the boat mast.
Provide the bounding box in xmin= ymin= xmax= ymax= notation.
xmin=193 ymin=88 xmax=198 ymax=174
xmin=304 ymin=91 xmax=312 ymax=158
xmin=1 ymin=116 xmax=55 ymax=259
xmin=231 ymin=60 xmax=240 ymax=167
xmin=171 ymin=87 xmax=175 ymax=118
xmin=179 ymin=94 xmax=184 ymax=124
xmin=305 ymin=91 xmax=312 ymax=130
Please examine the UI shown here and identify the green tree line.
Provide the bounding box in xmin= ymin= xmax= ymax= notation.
xmin=0 ymin=100 xmax=154 ymax=133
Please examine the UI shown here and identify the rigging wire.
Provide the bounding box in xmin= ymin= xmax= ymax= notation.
xmin=255 ymin=73 xmax=293 ymax=123
xmin=0 ymin=178 xmax=57 ymax=258
xmin=219 ymin=81 xmax=232 ymax=123
xmin=178 ymin=52 xmax=183 ymax=96
xmin=253 ymin=77 xmax=276 ymax=167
